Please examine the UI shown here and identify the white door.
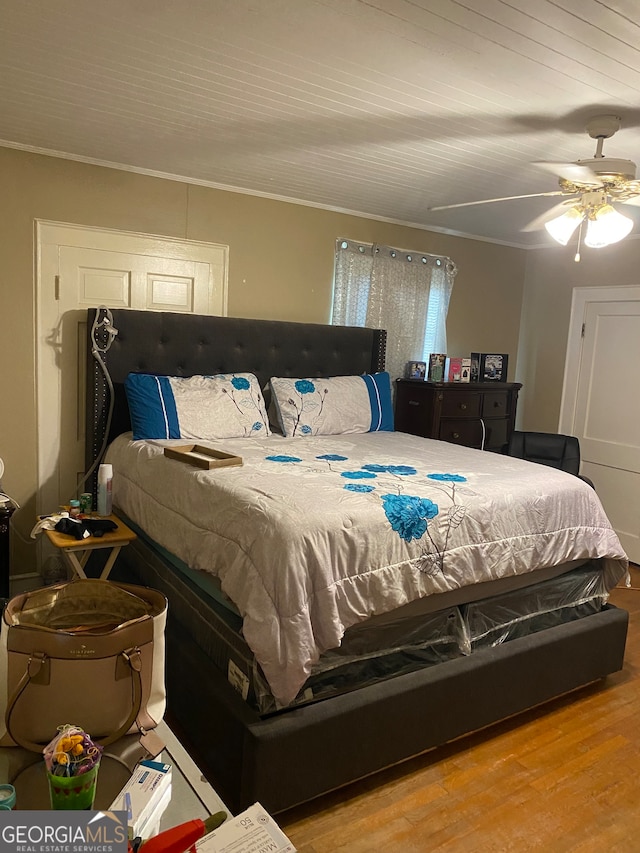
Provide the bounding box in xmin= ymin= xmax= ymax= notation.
xmin=37 ymin=221 xmax=229 ymax=521
xmin=559 ymin=286 xmax=640 ymax=563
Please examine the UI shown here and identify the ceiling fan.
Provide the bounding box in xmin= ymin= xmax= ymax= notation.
xmin=429 ymin=115 xmax=640 ymax=256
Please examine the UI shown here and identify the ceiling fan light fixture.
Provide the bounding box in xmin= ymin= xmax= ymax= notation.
xmin=583 ymin=204 xmax=634 ymax=248
xmin=544 ymin=206 xmax=584 ymax=245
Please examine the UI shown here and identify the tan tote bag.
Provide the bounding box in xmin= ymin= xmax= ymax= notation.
xmin=0 ymin=579 xmax=167 ymax=752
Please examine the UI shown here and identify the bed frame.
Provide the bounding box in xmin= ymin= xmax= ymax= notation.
xmin=85 ymin=308 xmax=629 ymax=815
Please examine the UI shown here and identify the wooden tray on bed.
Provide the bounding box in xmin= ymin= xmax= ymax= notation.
xmin=163 ymin=444 xmax=243 ymax=469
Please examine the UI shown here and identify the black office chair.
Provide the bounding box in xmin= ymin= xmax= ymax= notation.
xmin=506 ymin=430 xmax=595 ymax=488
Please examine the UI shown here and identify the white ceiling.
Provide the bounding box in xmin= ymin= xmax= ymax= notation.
xmin=3 ymin=0 xmax=640 ymax=248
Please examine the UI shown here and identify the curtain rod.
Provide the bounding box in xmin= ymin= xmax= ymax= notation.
xmin=337 ymin=238 xmax=455 ymax=268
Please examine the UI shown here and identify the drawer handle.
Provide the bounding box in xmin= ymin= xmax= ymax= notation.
xmin=452 ymin=432 xmax=460 ymax=439
xmin=408 ymin=400 xmax=420 ymax=406
xmin=460 ymin=403 xmax=467 ymax=411
xmin=494 ymin=401 xmax=503 ymax=408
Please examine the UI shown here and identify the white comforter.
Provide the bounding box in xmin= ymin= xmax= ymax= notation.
xmin=106 ymin=431 xmax=628 ymax=706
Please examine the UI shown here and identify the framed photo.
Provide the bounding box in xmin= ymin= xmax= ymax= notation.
xmin=446 ymin=357 xmax=463 ymax=382
xmin=404 ymin=360 xmax=426 ymax=380
xmin=481 ymin=353 xmax=508 ymax=382
xmin=428 ymin=353 xmax=446 ymax=382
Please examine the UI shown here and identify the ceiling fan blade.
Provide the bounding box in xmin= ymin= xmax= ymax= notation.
xmin=619 ymin=195 xmax=640 ymax=207
xmin=521 ymin=199 xmax=580 ymax=232
xmin=429 ymin=190 xmax=564 ymax=213
xmin=533 ymin=161 xmax=603 ymax=186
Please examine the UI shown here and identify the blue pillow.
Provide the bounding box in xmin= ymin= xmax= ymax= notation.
xmin=269 ymin=372 xmax=394 ymax=437
xmin=125 ymin=372 xmax=271 ymax=440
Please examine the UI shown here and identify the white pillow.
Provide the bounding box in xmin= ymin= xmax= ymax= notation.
xmin=125 ymin=372 xmax=271 ymax=440
xmin=269 ymin=373 xmax=394 ymax=437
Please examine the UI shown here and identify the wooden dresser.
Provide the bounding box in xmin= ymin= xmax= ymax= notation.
xmin=394 ymin=380 xmax=522 ymax=453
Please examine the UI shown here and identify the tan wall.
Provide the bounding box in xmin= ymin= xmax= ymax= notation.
xmin=517 ymin=239 xmax=640 ymax=431
xmin=0 ymin=146 xmax=527 ymax=574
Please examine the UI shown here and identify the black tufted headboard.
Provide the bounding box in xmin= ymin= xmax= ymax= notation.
xmin=85 ymin=308 xmax=386 ymax=473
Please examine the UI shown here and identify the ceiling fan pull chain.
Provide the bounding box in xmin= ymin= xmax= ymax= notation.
xmin=574 ymin=218 xmax=584 ymax=263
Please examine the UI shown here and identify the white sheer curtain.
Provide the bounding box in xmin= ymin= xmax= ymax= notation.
xmin=332 ymin=240 xmax=457 ymax=381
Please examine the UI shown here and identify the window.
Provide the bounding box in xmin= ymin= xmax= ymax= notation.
xmin=332 ymin=240 xmax=457 ymax=381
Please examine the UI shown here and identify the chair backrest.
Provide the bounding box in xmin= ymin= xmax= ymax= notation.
xmin=507 ymin=431 xmax=581 ymax=475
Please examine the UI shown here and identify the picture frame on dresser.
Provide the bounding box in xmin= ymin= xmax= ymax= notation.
xmin=470 ymin=352 xmax=509 ymax=383
xmin=404 ymin=360 xmax=427 ymax=380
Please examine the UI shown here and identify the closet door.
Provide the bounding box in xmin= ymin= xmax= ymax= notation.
xmin=560 ymin=286 xmax=640 ymax=563
xmin=37 ymin=222 xmax=228 ymax=518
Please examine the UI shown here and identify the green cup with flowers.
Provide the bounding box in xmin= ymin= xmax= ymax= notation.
xmin=44 ymin=725 xmax=103 ymax=810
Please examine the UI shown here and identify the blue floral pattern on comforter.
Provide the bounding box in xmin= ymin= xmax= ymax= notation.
xmin=265 ymin=448 xmax=470 ymax=574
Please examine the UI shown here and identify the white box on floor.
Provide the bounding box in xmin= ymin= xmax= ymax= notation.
xmin=134 ymin=784 xmax=172 ymax=840
xmin=109 ymin=758 xmax=172 ymax=838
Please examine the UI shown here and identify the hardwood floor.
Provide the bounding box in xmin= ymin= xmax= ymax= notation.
xmin=280 ymin=565 xmax=640 ymax=853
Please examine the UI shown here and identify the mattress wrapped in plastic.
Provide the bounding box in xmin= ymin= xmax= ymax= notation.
xmin=116 ymin=532 xmax=465 ymax=715
xmin=459 ymin=561 xmax=609 ymax=654
xmin=117 ymin=530 xmax=617 ymax=716
xmin=253 ymin=605 xmax=465 ymax=714
xmin=263 ymin=562 xmax=613 ymax=713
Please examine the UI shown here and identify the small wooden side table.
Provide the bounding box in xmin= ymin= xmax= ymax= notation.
xmin=43 ymin=515 xmax=137 ymax=580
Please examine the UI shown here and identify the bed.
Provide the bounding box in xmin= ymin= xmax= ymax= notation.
xmin=85 ymin=307 xmax=629 ymax=814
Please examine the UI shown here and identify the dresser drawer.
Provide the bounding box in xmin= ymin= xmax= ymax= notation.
xmin=393 ymin=379 xmax=521 ymax=451
xmin=438 ymin=419 xmax=482 ymax=447
xmin=440 ymin=391 xmax=481 ymax=418
xmin=482 ymin=391 xmax=509 ymax=417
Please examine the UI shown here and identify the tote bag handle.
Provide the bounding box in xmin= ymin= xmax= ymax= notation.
xmin=4 ymin=647 xmax=144 ymax=753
